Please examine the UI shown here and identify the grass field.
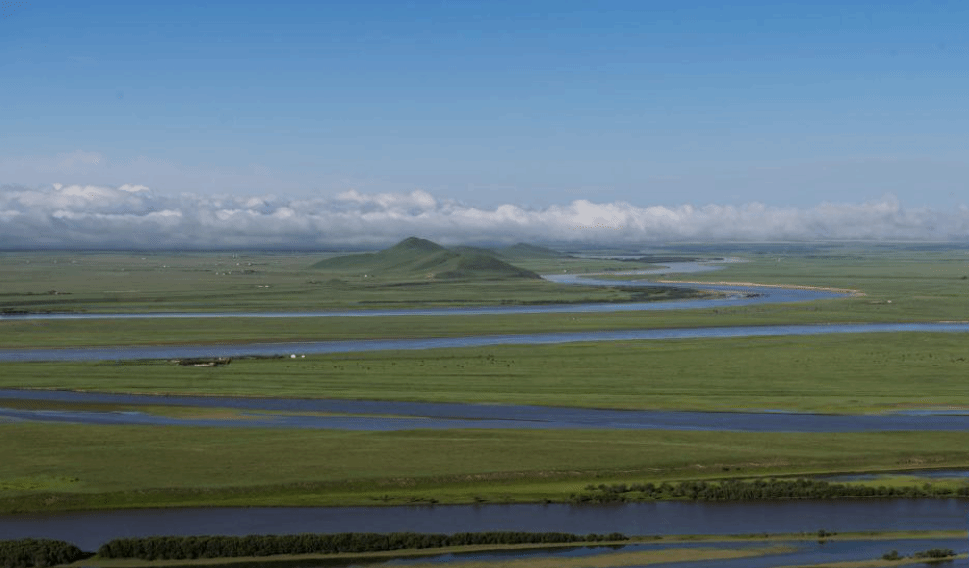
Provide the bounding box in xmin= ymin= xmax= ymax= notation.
xmin=3 ymin=332 xmax=969 ymax=413
xmin=0 ymin=249 xmax=695 ymax=314
xmin=3 ymin=423 xmax=969 ymax=511
xmin=2 ymin=246 xmax=967 ymax=351
xmin=3 ymin=243 xmax=969 ymax=515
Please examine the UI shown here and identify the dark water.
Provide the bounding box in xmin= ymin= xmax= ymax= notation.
xmin=5 ymin=388 xmax=969 ymax=432
xmin=2 ymin=500 xmax=968 ymax=551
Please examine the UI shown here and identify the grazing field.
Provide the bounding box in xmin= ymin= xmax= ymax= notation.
xmin=2 ymin=245 xmax=968 ymax=351
xmin=2 ymin=242 xmax=969 ymax=515
xmin=3 ymin=424 xmax=969 ymax=511
xmin=0 ymin=247 xmax=693 ymax=314
xmin=3 ymin=332 xmax=969 ymax=413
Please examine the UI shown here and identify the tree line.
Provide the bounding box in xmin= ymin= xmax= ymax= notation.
xmin=0 ymin=539 xmax=87 ymax=568
xmin=883 ymin=548 xmax=956 ymax=561
xmin=570 ymin=478 xmax=969 ymax=503
xmin=97 ymin=531 xmax=628 ymax=560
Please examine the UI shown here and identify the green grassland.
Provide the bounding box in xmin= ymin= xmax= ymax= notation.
xmin=2 ymin=243 xmax=968 ymax=351
xmin=3 ymin=332 xmax=969 ymax=414
xmin=3 ymin=242 xmax=969 ymax=513
xmin=0 ymin=240 xmax=695 ymax=315
xmin=3 ymin=424 xmax=969 ymax=512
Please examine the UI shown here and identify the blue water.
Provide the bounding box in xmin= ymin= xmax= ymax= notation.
xmin=2 ymin=500 xmax=968 ymax=552
xmin=5 ymin=388 xmax=969 ymax=432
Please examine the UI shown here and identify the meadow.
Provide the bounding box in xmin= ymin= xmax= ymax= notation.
xmin=0 ymin=249 xmax=696 ymax=315
xmin=4 ymin=425 xmax=969 ymax=512
xmin=2 ymin=241 xmax=969 ymax=514
xmin=3 ymin=332 xmax=969 ymax=413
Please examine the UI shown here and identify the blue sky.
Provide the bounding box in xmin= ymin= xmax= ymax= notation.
xmin=1 ymin=1 xmax=968 ymax=247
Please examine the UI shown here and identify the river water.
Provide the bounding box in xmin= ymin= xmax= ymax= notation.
xmin=2 ymin=322 xmax=968 ymax=363
xmin=3 ymin=388 xmax=969 ymax=432
xmin=1 ymin=500 xmax=967 ymax=552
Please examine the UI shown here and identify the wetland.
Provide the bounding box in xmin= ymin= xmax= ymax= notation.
xmin=3 ymin=241 xmax=969 ymax=566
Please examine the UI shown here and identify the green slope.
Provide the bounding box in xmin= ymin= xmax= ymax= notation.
xmin=312 ymin=237 xmax=540 ymax=280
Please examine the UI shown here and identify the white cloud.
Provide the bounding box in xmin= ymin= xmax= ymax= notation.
xmin=0 ymin=183 xmax=967 ymax=249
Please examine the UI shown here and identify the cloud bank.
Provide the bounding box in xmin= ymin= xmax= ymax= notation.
xmin=1 ymin=183 xmax=967 ymax=249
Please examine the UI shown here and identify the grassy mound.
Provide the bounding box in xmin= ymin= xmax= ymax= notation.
xmin=312 ymin=237 xmax=540 ymax=280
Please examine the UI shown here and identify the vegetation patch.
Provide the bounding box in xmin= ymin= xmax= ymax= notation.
xmin=96 ymin=532 xmax=626 ymax=561
xmin=311 ymin=237 xmax=541 ymax=281
xmin=882 ymin=548 xmax=956 ymax=561
xmin=570 ymin=478 xmax=969 ymax=503
xmin=0 ymin=539 xmax=89 ymax=568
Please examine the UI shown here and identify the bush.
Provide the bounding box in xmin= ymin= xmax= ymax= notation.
xmin=882 ymin=549 xmax=901 ymax=561
xmin=913 ymin=548 xmax=955 ymax=559
xmin=0 ymin=539 xmax=87 ymax=568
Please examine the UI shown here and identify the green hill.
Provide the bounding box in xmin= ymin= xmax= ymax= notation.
xmin=312 ymin=237 xmax=540 ymax=280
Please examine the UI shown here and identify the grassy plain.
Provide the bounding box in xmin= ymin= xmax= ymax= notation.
xmin=0 ymin=250 xmax=692 ymax=314
xmin=2 ymin=243 xmax=969 ymax=514
xmin=3 ymin=332 xmax=969 ymax=413
xmin=2 ymin=246 xmax=967 ymax=350
xmin=3 ymin=424 xmax=969 ymax=512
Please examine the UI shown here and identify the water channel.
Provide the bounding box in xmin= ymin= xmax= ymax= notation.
xmin=2 ymin=500 xmax=968 ymax=554
xmin=4 ymin=387 xmax=969 ymax=432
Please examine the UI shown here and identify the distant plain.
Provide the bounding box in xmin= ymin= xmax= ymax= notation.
xmin=2 ymin=241 xmax=969 ymax=512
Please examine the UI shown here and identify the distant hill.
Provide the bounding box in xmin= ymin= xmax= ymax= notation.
xmin=312 ymin=237 xmax=540 ymax=280
xmin=499 ymin=243 xmax=569 ymax=260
